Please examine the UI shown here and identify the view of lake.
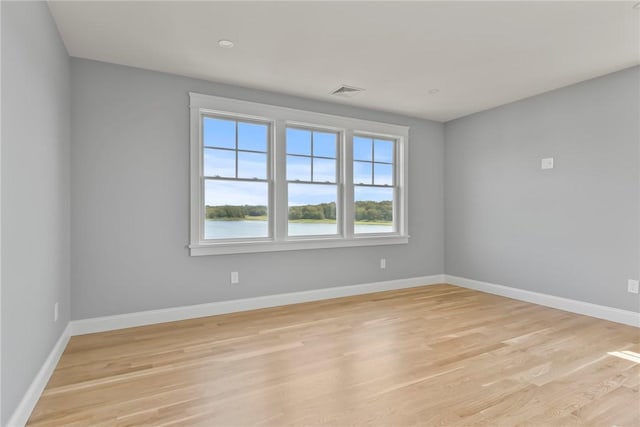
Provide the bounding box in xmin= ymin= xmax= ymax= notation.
xmin=204 ymin=220 xmax=393 ymax=239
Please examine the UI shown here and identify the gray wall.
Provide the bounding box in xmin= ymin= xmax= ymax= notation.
xmin=1 ymin=2 xmax=71 ymax=424
xmin=445 ymin=66 xmax=640 ymax=312
xmin=70 ymin=59 xmax=445 ymax=320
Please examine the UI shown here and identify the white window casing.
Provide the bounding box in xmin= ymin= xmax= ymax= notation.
xmin=189 ymin=92 xmax=409 ymax=256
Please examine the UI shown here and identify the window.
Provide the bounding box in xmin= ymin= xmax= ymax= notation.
xmin=203 ymin=116 xmax=271 ymax=240
xmin=189 ymin=93 xmax=408 ymax=255
xmin=353 ymin=136 xmax=395 ymax=234
xmin=286 ymin=127 xmax=339 ymax=237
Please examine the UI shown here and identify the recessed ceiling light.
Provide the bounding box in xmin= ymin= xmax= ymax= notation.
xmin=218 ymin=39 xmax=234 ymax=49
xmin=428 ymin=89 xmax=440 ymax=95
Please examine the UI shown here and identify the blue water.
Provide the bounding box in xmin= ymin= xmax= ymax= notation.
xmin=204 ymin=220 xmax=392 ymax=239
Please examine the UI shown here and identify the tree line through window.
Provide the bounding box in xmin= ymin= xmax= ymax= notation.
xmin=205 ymin=201 xmax=391 ymax=222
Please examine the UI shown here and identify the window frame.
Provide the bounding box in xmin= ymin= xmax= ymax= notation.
xmin=286 ymin=124 xmax=341 ymax=239
xmin=201 ymin=114 xmax=274 ymax=242
xmin=189 ymin=92 xmax=409 ymax=256
xmin=352 ymin=134 xmax=398 ymax=235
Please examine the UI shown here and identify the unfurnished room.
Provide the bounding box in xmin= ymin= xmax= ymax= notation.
xmin=1 ymin=1 xmax=639 ymax=426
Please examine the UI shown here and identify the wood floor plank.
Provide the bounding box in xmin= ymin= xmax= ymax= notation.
xmin=28 ymin=284 xmax=640 ymax=426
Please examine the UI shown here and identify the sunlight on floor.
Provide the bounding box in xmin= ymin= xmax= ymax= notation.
xmin=607 ymin=350 xmax=640 ymax=364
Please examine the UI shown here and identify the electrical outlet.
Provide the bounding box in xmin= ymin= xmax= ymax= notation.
xmin=380 ymin=258 xmax=386 ymax=269
xmin=231 ymin=271 xmax=239 ymax=284
xmin=541 ymin=157 xmax=554 ymax=170
xmin=54 ymin=302 xmax=59 ymax=322
xmin=628 ymin=279 xmax=639 ymax=294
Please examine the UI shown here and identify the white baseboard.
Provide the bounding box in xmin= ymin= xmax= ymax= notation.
xmin=7 ymin=323 xmax=72 ymax=427
xmin=70 ymin=275 xmax=446 ymax=336
xmin=446 ymin=275 xmax=640 ymax=327
xmin=69 ymin=274 xmax=639 ymax=335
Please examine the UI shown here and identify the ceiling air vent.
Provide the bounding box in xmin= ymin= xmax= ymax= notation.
xmin=330 ymin=85 xmax=365 ymax=98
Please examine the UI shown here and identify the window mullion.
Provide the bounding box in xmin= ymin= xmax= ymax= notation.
xmin=274 ymin=119 xmax=288 ymax=241
xmin=310 ymin=132 xmax=314 ymax=182
xmin=234 ymin=121 xmax=239 ymax=178
xmin=371 ymin=138 xmax=375 ymax=185
xmin=398 ymin=135 xmax=408 ymax=236
xmin=343 ymin=130 xmax=354 ymax=238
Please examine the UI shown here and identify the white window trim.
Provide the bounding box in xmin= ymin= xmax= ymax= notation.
xmin=189 ymin=92 xmax=409 ymax=256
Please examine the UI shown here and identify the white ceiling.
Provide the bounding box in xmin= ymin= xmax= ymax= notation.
xmin=48 ymin=1 xmax=640 ymax=122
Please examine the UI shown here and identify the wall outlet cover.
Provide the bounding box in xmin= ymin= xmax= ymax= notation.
xmin=541 ymin=157 xmax=554 ymax=170
xmin=628 ymin=279 xmax=639 ymax=294
xmin=231 ymin=271 xmax=239 ymax=284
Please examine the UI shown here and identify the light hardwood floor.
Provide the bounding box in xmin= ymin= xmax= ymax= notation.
xmin=29 ymin=284 xmax=639 ymax=426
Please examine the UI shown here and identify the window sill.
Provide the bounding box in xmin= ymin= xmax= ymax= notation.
xmin=189 ymin=235 xmax=409 ymax=256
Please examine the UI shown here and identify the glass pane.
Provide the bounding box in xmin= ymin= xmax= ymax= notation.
xmin=204 ymin=148 xmax=235 ymax=178
xmin=288 ymin=183 xmax=337 ymax=236
xmin=238 ymin=122 xmax=268 ymax=152
xmin=287 ymin=128 xmax=311 ymax=155
xmin=238 ymin=151 xmax=267 ymax=180
xmin=313 ymin=132 xmax=337 ymax=158
xmin=353 ymin=161 xmax=372 ymax=185
xmin=374 ymin=163 xmax=393 ymax=186
xmin=203 ymin=117 xmax=235 ymax=149
xmin=353 ymin=136 xmax=372 ymax=161
xmin=313 ymin=158 xmax=336 ymax=183
xmin=354 ymin=187 xmax=393 ymax=234
xmin=204 ymin=180 xmax=269 ymax=239
xmin=374 ymin=139 xmax=393 ymax=163
xmin=287 ymin=155 xmax=311 ymax=181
